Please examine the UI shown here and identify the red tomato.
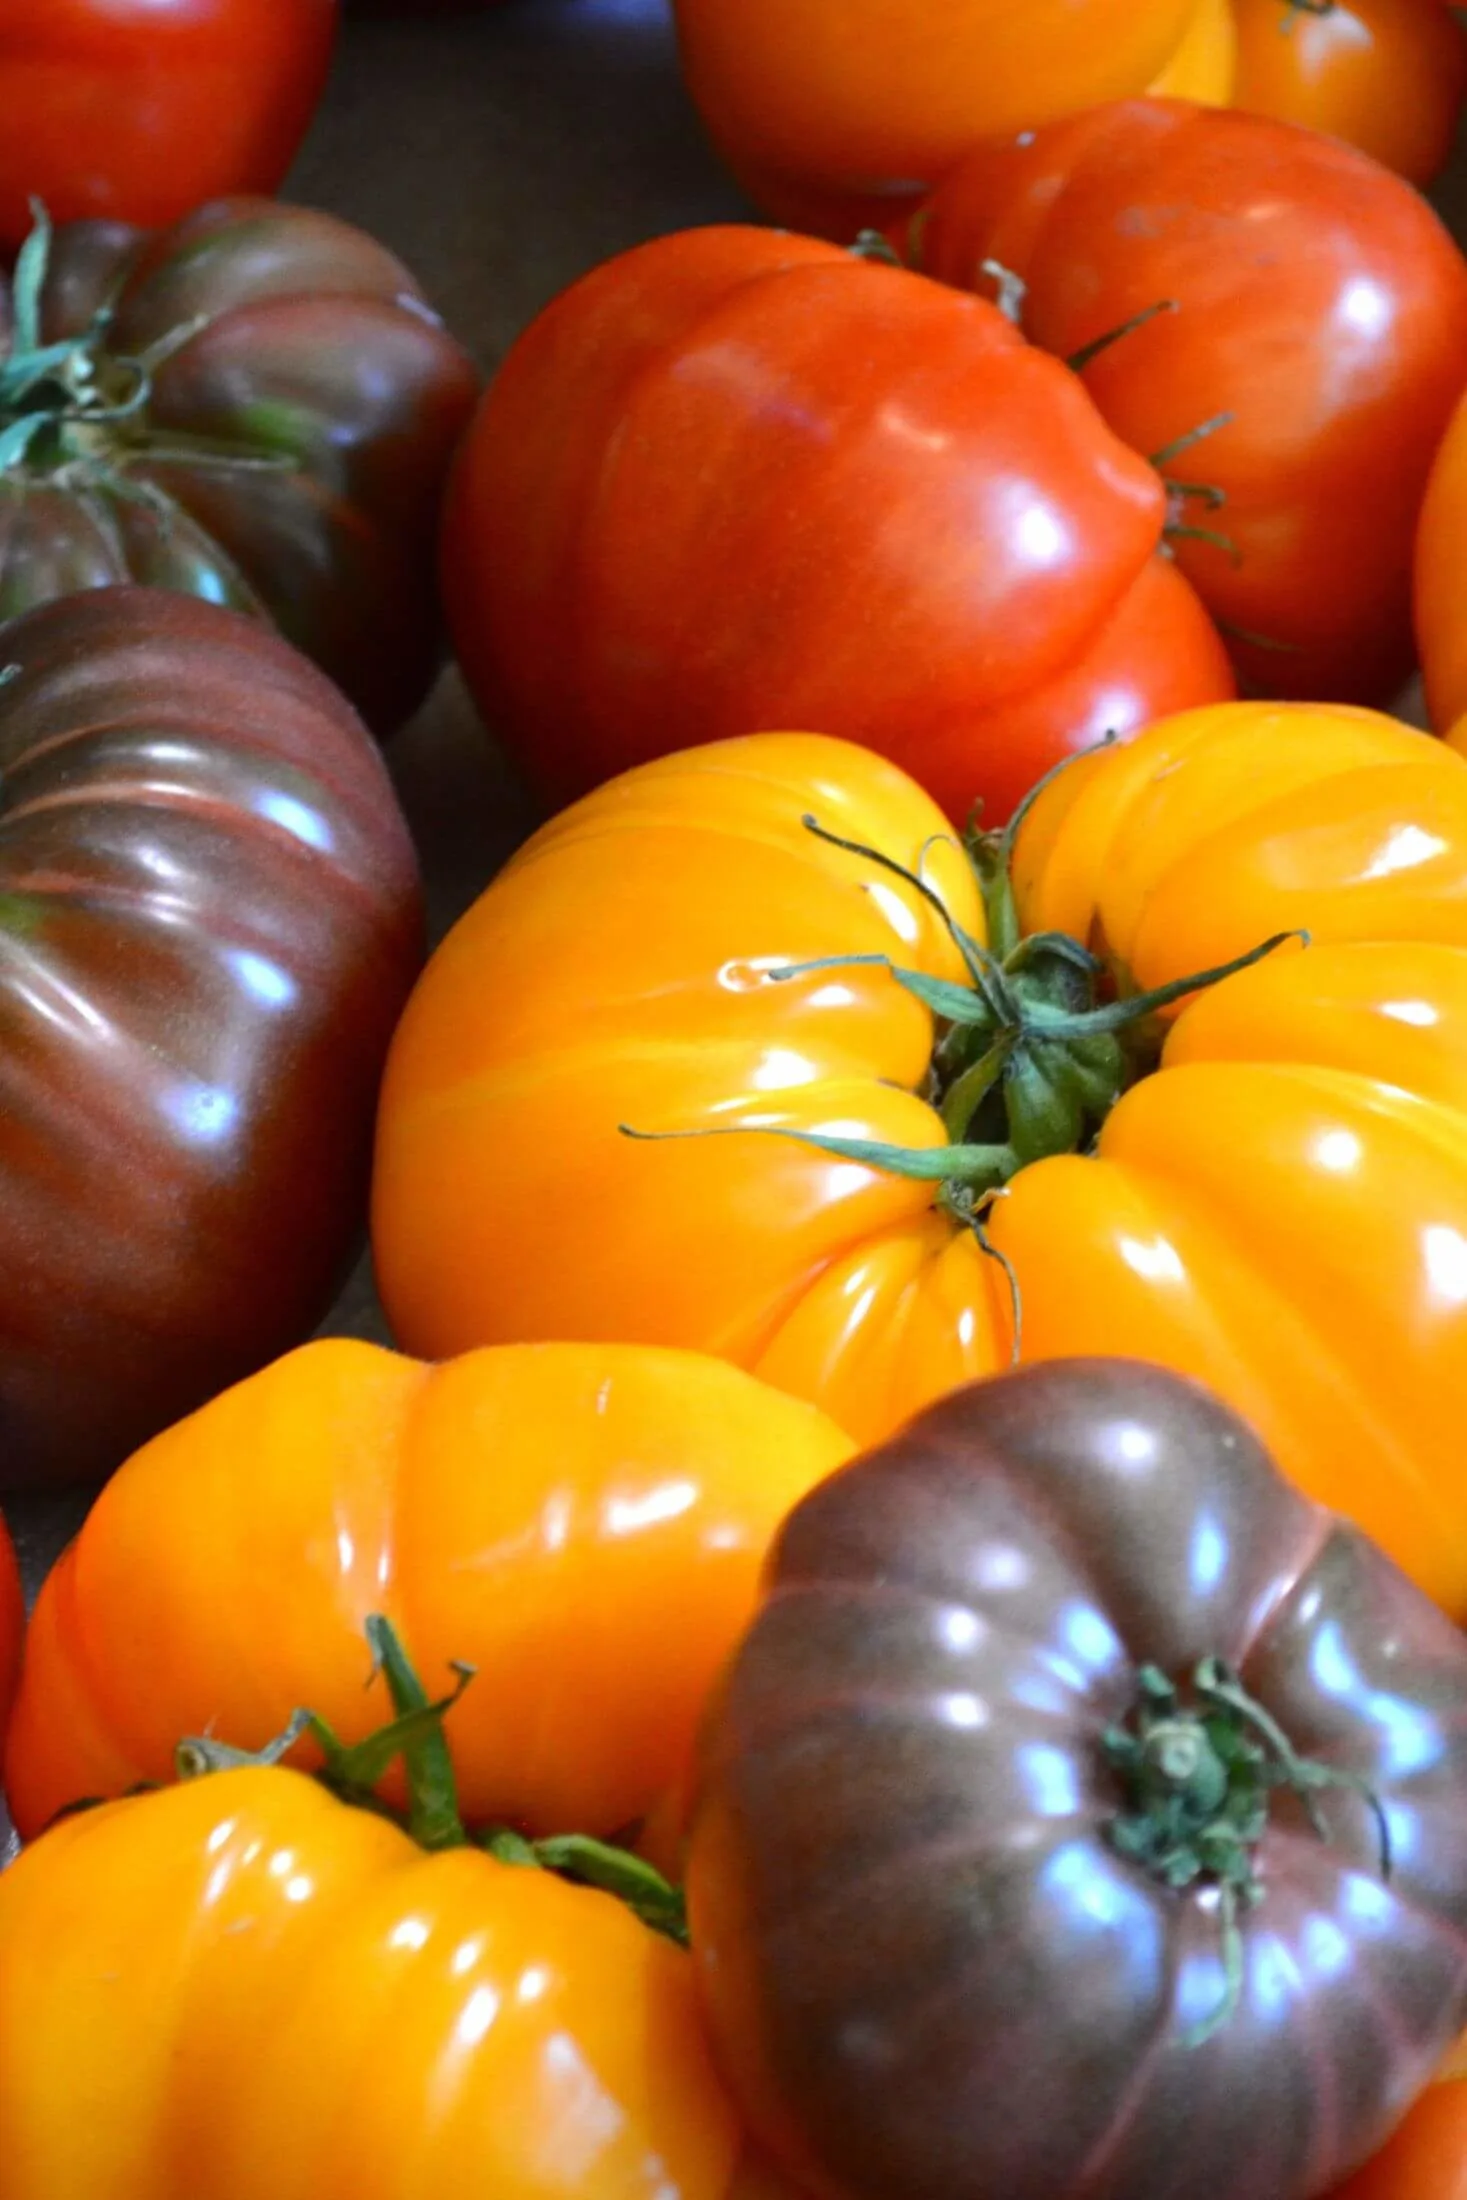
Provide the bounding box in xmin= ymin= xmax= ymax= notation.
xmin=905 ymin=98 xmax=1467 ymax=705
xmin=0 ymin=1516 xmax=20 ymax=1744
xmin=0 ymin=1 xmax=339 ymax=254
xmin=1416 ymin=383 xmax=1467 ymax=732
xmin=1231 ymin=0 xmax=1467 ymax=188
xmin=1334 ymin=2078 xmax=1467 ymax=2198
xmin=443 ymin=224 xmax=1233 ymax=824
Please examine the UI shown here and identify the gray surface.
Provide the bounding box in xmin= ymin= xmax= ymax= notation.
xmin=4 ymin=0 xmax=748 ymax=1612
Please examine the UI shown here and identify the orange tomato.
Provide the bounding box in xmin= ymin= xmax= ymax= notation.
xmin=1231 ymin=0 xmax=1467 ymax=188
xmin=0 ymin=1764 xmax=741 ymax=2198
xmin=373 ymin=713 xmax=1467 ymax=1618
xmin=1333 ymin=2078 xmax=1467 ymax=2197
xmin=1417 ymin=386 xmax=1467 ymax=733
xmin=669 ymin=0 xmax=1453 ymax=237
xmin=669 ymin=0 xmax=1205 ymax=236
xmin=4 ymin=1337 xmax=851 ymax=1843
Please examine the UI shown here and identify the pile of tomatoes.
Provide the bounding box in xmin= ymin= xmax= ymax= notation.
xmin=7 ymin=2 xmax=1467 ymax=2195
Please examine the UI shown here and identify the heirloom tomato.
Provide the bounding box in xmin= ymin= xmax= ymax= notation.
xmin=0 ymin=1515 xmax=20 ymax=1741
xmin=901 ymin=98 xmax=1467 ymax=706
xmin=0 ymin=2 xmax=338 ymax=256
xmin=0 ymin=587 xmax=421 ymax=1491
xmin=1335 ymin=2076 xmax=1467 ymax=2196
xmin=1415 ymin=384 xmax=1467 ymax=733
xmin=4 ymin=1336 xmax=852 ymax=1843
xmin=688 ymin=1359 xmax=1467 ymax=2200
xmin=374 ymin=706 xmax=1467 ymax=1618
xmin=0 ymin=197 xmax=478 ymax=731
xmin=1231 ymin=0 xmax=1467 ymax=188
xmin=443 ymin=225 xmax=1232 ymax=825
xmin=0 ymin=1704 xmax=741 ymax=2198
xmin=670 ymin=0 xmax=1452 ymax=236
xmin=667 ymin=0 xmax=1210 ymax=238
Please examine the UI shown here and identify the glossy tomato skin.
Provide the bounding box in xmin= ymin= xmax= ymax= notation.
xmin=442 ymin=224 xmax=1231 ymax=824
xmin=0 ymin=1 xmax=338 ymax=255
xmin=4 ymin=1337 xmax=852 ymax=1842
xmin=1335 ymin=2077 xmax=1467 ymax=2198
xmin=373 ymin=709 xmax=1467 ymax=1619
xmin=668 ymin=0 xmax=1207 ymax=237
xmin=1416 ymin=385 xmax=1467 ymax=732
xmin=0 ymin=1766 xmax=740 ymax=2199
xmin=1231 ymin=0 xmax=1467 ymax=188
xmin=0 ymin=198 xmax=478 ymax=732
xmin=905 ymin=98 xmax=1467 ymax=707
xmin=688 ymin=1359 xmax=1467 ymax=2200
xmin=0 ymin=1515 xmax=20 ymax=1742
xmin=0 ymin=587 xmax=421 ymax=1491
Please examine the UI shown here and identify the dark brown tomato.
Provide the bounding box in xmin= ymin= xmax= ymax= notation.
xmin=0 ymin=198 xmax=479 ymax=733
xmin=0 ymin=586 xmax=423 ymax=1489
xmin=688 ymin=1359 xmax=1467 ymax=2200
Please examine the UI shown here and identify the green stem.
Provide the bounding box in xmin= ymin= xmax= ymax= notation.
xmin=487 ymin=1830 xmax=689 ymax=1947
xmin=1067 ymin=298 xmax=1177 ymax=374
xmin=176 ymin=1619 xmax=692 ymax=1946
xmin=1105 ymin=1656 xmax=1390 ymax=2050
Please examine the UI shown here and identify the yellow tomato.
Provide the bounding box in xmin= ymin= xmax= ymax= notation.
xmin=0 ymin=1766 xmax=739 ymax=2199
xmin=1150 ymin=0 xmax=1237 ymax=100
xmin=374 ymin=712 xmax=1467 ymax=1617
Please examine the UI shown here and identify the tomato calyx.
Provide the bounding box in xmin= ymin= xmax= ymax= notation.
xmin=485 ymin=1827 xmax=690 ymax=1947
xmin=1104 ymin=1657 xmax=1391 ymax=2047
xmin=624 ymin=758 xmax=1302 ymax=1251
xmin=0 ymin=203 xmax=283 ymax=500
xmin=175 ymin=1616 xmax=689 ymax=1944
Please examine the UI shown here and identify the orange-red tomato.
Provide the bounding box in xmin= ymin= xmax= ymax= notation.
xmin=0 ymin=1765 xmax=742 ymax=2198
xmin=374 ymin=712 xmax=1467 ymax=1619
xmin=1334 ymin=2078 xmax=1467 ymax=2198
xmin=1231 ymin=0 xmax=1467 ymax=188
xmin=903 ymin=98 xmax=1467 ymax=707
xmin=4 ymin=1337 xmax=851 ymax=1844
xmin=0 ymin=1515 xmax=20 ymax=1744
xmin=1416 ymin=386 xmax=1467 ymax=733
xmin=0 ymin=1 xmax=339 ymax=253
xmin=442 ymin=224 xmax=1233 ymax=827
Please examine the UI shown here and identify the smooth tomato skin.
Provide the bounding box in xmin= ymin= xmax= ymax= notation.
xmin=0 ymin=1516 xmax=20 ymax=1743
xmin=668 ymin=0 xmax=1204 ymax=237
xmin=443 ymin=224 xmax=1229 ymax=826
xmin=4 ymin=1337 xmax=851 ymax=1844
xmin=375 ymin=713 xmax=1467 ymax=1618
xmin=1151 ymin=0 xmax=1238 ymax=98
xmin=688 ymin=1360 xmax=1467 ymax=2200
xmin=0 ymin=588 xmax=422 ymax=1491
xmin=1334 ymin=2080 xmax=1467 ymax=2198
xmin=944 ymin=551 xmax=1235 ymax=828
xmin=1416 ymin=386 xmax=1467 ymax=732
xmin=0 ymin=0 xmax=338 ymax=254
xmin=1231 ymin=0 xmax=1467 ymax=188
xmin=906 ymin=99 xmax=1467 ymax=706
xmin=0 ymin=1767 xmax=740 ymax=2199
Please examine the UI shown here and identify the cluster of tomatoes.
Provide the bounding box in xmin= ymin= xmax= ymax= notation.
xmin=7 ymin=1 xmax=1467 ymax=2195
